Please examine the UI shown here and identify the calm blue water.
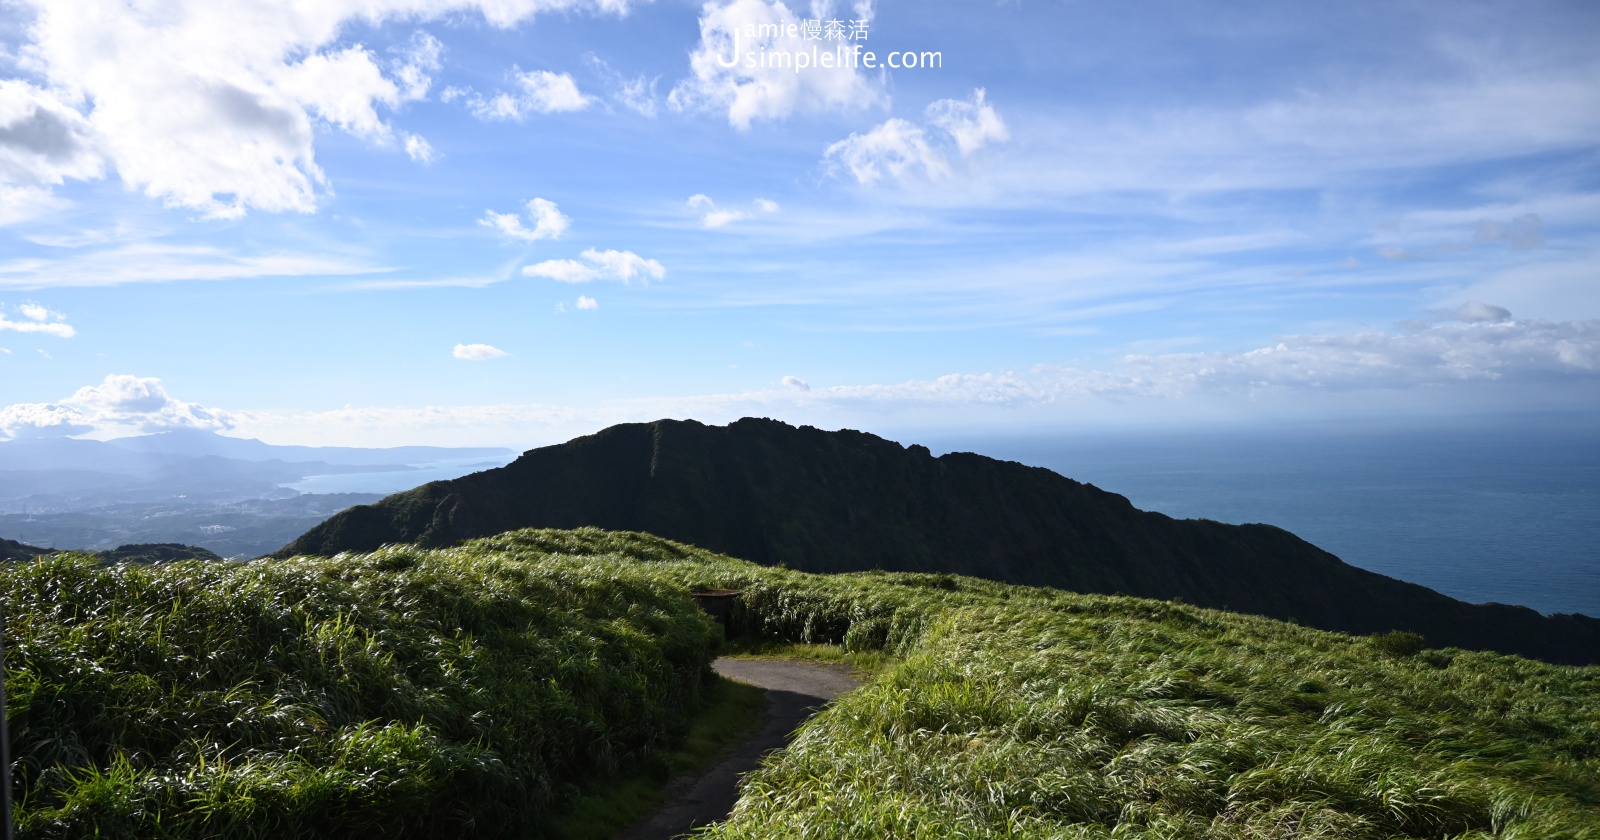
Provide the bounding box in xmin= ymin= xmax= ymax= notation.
xmin=926 ymin=427 xmax=1600 ymax=618
xmin=284 ymin=456 xmax=516 ymax=494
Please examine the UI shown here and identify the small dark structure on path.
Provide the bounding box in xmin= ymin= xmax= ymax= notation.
xmin=689 ymin=590 xmax=742 ymax=629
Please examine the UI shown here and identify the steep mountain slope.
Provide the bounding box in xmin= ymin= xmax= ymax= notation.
xmin=277 ymin=418 xmax=1600 ymax=664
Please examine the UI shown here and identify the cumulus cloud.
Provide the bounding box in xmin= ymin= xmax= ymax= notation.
xmin=5 ymin=1 xmax=630 ymax=218
xmin=575 ymin=295 xmax=599 ymax=310
xmin=0 ymin=80 xmax=104 ymax=189
xmin=462 ymin=70 xmax=591 ymax=120
xmin=824 ymin=89 xmax=1007 ymax=185
xmin=453 ymin=343 xmax=509 ymax=360
xmin=781 ymin=375 xmax=810 ymax=390
xmin=480 ymin=197 xmax=571 ymax=242
xmin=0 ymin=301 xmax=75 ymax=337
xmin=0 ymin=374 xmax=234 ymax=439
xmin=522 ymin=248 xmax=665 ymax=284
xmin=669 ymin=0 xmax=887 ymax=129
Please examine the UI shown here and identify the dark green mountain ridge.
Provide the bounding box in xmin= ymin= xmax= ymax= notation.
xmin=277 ymin=417 xmax=1600 ymax=665
xmin=2 ymin=537 xmax=221 ymax=564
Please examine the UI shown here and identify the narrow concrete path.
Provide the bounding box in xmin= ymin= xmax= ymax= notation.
xmin=612 ymin=658 xmax=861 ymax=840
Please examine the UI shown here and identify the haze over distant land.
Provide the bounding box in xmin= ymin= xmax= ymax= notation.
xmin=0 ymin=429 xmax=511 ymax=556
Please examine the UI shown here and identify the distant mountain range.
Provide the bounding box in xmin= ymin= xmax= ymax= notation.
xmin=0 ymin=429 xmax=512 ymax=510
xmin=278 ymin=417 xmax=1600 ymax=665
xmin=0 ymin=430 xmax=514 ymax=556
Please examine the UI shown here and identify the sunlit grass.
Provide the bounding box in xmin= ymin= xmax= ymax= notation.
xmin=6 ymin=526 xmax=1599 ymax=838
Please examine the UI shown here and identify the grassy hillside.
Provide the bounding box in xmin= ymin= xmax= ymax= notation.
xmin=275 ymin=418 xmax=1600 ymax=665
xmin=5 ymin=528 xmax=1598 ymax=837
xmin=1 ymin=545 xmax=717 ymax=838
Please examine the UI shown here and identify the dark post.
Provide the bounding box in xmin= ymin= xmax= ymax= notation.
xmin=1 ymin=611 xmax=11 ymax=840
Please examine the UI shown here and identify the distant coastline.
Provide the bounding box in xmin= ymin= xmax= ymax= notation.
xmin=929 ymin=425 xmax=1600 ymax=618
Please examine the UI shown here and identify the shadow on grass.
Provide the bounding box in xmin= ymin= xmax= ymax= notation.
xmin=537 ymin=674 xmax=767 ymax=840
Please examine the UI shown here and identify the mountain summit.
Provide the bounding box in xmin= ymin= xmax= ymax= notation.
xmin=276 ymin=418 xmax=1600 ymax=664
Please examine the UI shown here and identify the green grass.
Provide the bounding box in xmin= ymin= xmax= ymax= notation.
xmin=2 ymin=543 xmax=720 ymax=838
xmin=717 ymin=639 xmax=897 ymax=679
xmin=6 ymin=526 xmax=1599 ymax=838
xmin=538 ymin=674 xmax=766 ymax=839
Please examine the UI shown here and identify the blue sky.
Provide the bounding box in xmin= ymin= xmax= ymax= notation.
xmin=1 ymin=0 xmax=1597 ymax=447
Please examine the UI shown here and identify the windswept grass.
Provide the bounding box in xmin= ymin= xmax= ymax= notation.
xmin=5 ymin=526 xmax=1598 ymax=838
xmin=476 ymin=529 xmax=1600 ymax=838
xmin=2 ymin=543 xmax=718 ymax=838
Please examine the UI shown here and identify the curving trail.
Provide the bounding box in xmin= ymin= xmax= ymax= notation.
xmin=612 ymin=658 xmax=861 ymax=840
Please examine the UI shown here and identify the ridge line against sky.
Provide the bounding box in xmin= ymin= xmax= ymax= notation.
xmin=2 ymin=0 xmax=1598 ymax=446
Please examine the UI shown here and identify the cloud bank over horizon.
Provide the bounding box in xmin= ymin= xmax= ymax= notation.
xmin=6 ymin=311 xmax=1593 ymax=446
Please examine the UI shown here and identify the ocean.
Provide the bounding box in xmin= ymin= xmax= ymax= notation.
xmin=926 ymin=425 xmax=1600 ymax=618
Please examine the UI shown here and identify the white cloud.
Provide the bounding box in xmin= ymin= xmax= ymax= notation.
xmin=6 ymin=1 xmax=631 ymax=217
xmin=824 ymin=89 xmax=1009 ymax=186
xmin=0 ymin=185 xmax=66 ymax=227
xmin=522 ymin=248 xmax=665 ymax=283
xmin=453 ymin=343 xmax=509 ymax=360
xmin=0 ymin=374 xmax=234 ymax=439
xmin=923 ymin=88 xmax=1008 ymax=156
xmin=390 ymin=31 xmax=445 ymax=101
xmin=617 ymin=75 xmax=660 ymax=117
xmin=466 ymin=70 xmax=591 ymax=120
xmin=0 ymin=243 xmax=382 ymax=289
xmin=403 ymin=133 xmax=437 ymax=163
xmin=668 ymin=0 xmax=887 ymax=130
xmin=687 ymin=193 xmax=783 ymax=228
xmin=480 ymin=197 xmax=571 ymax=242
xmin=703 ymin=209 xmax=745 ymax=228
xmin=576 ymin=295 xmax=599 ymax=310
xmin=0 ymin=79 xmax=104 ymax=191
xmin=781 ymin=375 xmax=810 ymax=390
xmin=211 ymin=315 xmax=1600 ymax=447
xmin=0 ymin=302 xmax=74 ymax=337
xmin=824 ymin=118 xmax=948 ymax=185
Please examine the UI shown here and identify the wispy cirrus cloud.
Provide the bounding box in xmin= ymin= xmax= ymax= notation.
xmin=0 ymin=243 xmax=384 ymax=289
xmin=452 ymin=343 xmax=509 ymax=360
